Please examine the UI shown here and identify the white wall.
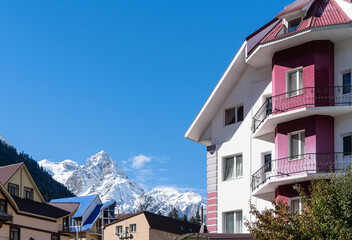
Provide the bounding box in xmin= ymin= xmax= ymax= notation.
xmin=211 ymin=64 xmax=274 ymax=233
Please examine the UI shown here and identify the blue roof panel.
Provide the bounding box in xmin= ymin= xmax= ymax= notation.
xmin=50 ymin=195 xmax=98 ymax=218
xmin=81 ymin=204 xmax=103 ymax=231
xmin=101 ymin=200 xmax=116 ymax=210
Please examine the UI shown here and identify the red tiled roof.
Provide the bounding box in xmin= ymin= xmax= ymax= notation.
xmin=276 ymin=0 xmax=313 ymax=18
xmin=261 ymin=0 xmax=351 ymax=43
xmin=0 ymin=163 xmax=23 ymax=185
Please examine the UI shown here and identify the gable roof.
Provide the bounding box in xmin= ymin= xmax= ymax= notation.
xmin=0 ymin=163 xmax=23 ymax=185
xmin=12 ymin=195 xmax=70 ymax=219
xmin=104 ymin=211 xmax=203 ymax=235
xmin=51 ymin=195 xmax=98 ymax=218
xmin=144 ymin=211 xmax=203 ymax=235
xmin=261 ymin=0 xmax=351 ymax=44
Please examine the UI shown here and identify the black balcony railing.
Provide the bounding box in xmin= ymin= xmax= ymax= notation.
xmin=251 ymin=152 xmax=352 ymax=191
xmin=252 ymin=86 xmax=352 ymax=132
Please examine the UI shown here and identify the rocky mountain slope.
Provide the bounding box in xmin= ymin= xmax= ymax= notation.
xmin=39 ymin=151 xmax=206 ymax=218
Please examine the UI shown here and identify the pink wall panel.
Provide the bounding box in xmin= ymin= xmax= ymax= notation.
xmin=207 ymin=198 xmax=217 ymax=206
xmin=207 ymin=219 xmax=217 ymax=226
xmin=207 ymin=205 xmax=217 ymax=212
xmin=207 ymin=212 xmax=217 ymax=219
xmin=207 ymin=192 xmax=217 ymax=199
xmin=272 ymin=40 xmax=334 ymax=97
xmin=207 ymin=225 xmax=217 ymax=232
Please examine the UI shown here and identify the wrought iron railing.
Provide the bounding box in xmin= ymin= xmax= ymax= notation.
xmin=251 ymin=152 xmax=352 ymax=191
xmin=252 ymin=86 xmax=352 ymax=132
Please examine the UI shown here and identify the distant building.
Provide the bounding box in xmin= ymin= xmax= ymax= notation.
xmin=103 ymin=211 xmax=203 ymax=240
xmin=185 ymin=0 xmax=352 ymax=234
xmin=51 ymin=195 xmax=116 ymax=240
xmin=0 ymin=162 xmax=71 ymax=240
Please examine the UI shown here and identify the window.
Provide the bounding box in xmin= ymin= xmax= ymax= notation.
xmin=10 ymin=227 xmax=19 ymax=240
xmin=223 ymin=155 xmax=243 ymax=181
xmin=63 ymin=216 xmax=69 ymax=231
xmin=130 ymin=224 xmax=136 ymax=233
xmin=24 ymin=187 xmax=34 ymax=200
xmin=51 ymin=234 xmax=59 ymax=240
xmin=286 ymin=67 xmax=303 ymax=97
xmin=8 ymin=183 xmax=19 ymax=197
xmin=0 ymin=199 xmax=6 ymax=212
xmin=103 ymin=204 xmax=115 ymax=225
xmin=225 ymin=105 xmax=244 ymax=126
xmin=288 ymin=131 xmax=305 ymax=160
xmin=343 ymin=71 xmax=351 ymax=94
xmin=264 ymin=153 xmax=272 ymax=172
xmin=288 ymin=18 xmax=301 ymax=32
xmin=343 ymin=135 xmax=352 ymax=156
xmin=116 ymin=225 xmax=123 ymax=234
xmin=224 ymin=211 xmax=242 ymax=233
xmin=290 ymin=198 xmax=302 ymax=214
xmin=265 ymin=97 xmax=272 ymax=115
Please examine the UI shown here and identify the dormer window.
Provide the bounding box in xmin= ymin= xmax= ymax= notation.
xmin=277 ymin=17 xmax=302 ymax=36
xmin=24 ymin=187 xmax=34 ymax=200
xmin=288 ymin=18 xmax=301 ymax=32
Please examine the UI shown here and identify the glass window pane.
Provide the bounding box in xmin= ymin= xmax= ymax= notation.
xmin=289 ymin=71 xmax=298 ymax=92
xmin=290 ymin=133 xmax=299 ymax=157
xmin=235 ymin=211 xmax=243 ymax=233
xmin=225 ymin=212 xmax=234 ymax=233
xmin=343 ymin=72 xmax=351 ymax=94
xmin=224 ymin=158 xmax=234 ymax=181
xmin=225 ymin=108 xmax=236 ymax=125
xmin=237 ymin=106 xmax=244 ymax=122
xmin=236 ymin=155 xmax=243 ymax=177
xmin=264 ymin=154 xmax=272 ymax=172
xmin=343 ymin=136 xmax=352 ymax=156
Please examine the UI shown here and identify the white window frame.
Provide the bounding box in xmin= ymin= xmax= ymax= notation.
xmin=288 ymin=130 xmax=305 ymax=161
xmin=223 ymin=210 xmax=243 ymax=234
xmin=223 ymin=154 xmax=243 ymax=181
xmin=130 ymin=224 xmax=136 ymax=233
xmin=116 ymin=225 xmax=123 ymax=234
xmin=224 ymin=104 xmax=244 ymax=126
xmin=286 ymin=67 xmax=303 ymax=98
xmin=289 ymin=197 xmax=302 ymax=214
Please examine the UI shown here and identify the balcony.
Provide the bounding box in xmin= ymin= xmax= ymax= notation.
xmin=251 ymin=152 xmax=352 ymax=197
xmin=252 ymin=86 xmax=352 ymax=137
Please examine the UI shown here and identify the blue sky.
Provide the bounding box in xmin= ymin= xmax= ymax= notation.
xmin=0 ymin=0 xmax=292 ymax=195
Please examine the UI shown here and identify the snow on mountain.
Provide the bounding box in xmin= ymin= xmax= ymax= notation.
xmin=39 ymin=151 xmax=205 ymax=218
xmin=135 ymin=186 xmax=206 ymax=218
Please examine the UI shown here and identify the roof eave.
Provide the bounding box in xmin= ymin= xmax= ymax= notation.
xmin=185 ymin=42 xmax=247 ymax=145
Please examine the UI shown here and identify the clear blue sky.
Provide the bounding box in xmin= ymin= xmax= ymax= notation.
xmin=0 ymin=0 xmax=292 ymax=195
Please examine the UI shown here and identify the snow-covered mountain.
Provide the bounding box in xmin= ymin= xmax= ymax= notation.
xmin=39 ymin=151 xmax=205 ymax=218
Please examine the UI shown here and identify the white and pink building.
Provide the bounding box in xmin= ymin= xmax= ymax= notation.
xmin=186 ymin=0 xmax=352 ymax=234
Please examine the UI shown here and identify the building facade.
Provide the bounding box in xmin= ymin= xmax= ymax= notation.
xmin=186 ymin=0 xmax=352 ymax=234
xmin=103 ymin=211 xmax=201 ymax=240
xmin=51 ymin=195 xmax=116 ymax=240
xmin=0 ymin=163 xmax=71 ymax=240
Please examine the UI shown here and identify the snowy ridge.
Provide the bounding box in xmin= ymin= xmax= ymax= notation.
xmin=39 ymin=151 xmax=206 ymax=218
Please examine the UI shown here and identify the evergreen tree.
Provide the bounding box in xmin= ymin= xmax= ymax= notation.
xmin=0 ymin=141 xmax=74 ymax=201
xmin=168 ymin=207 xmax=179 ymax=220
xmin=195 ymin=210 xmax=201 ymax=225
xmin=181 ymin=215 xmax=188 ymax=222
xmin=189 ymin=216 xmax=197 ymax=224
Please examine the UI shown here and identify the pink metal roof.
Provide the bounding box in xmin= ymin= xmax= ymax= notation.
xmin=260 ymin=0 xmax=351 ymax=43
xmin=0 ymin=163 xmax=23 ymax=185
